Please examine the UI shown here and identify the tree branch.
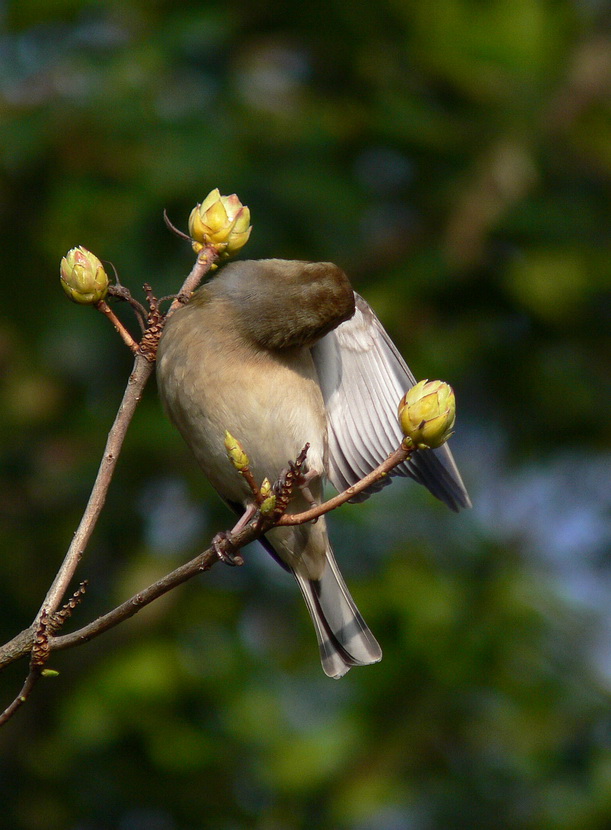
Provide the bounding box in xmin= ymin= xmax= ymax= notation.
xmin=277 ymin=445 xmax=410 ymax=526
xmin=0 ymin=611 xmax=55 ymax=727
xmin=0 ymin=667 xmax=43 ymax=727
xmin=0 ymin=245 xmax=219 ymax=725
xmin=35 ymin=352 xmax=155 ymax=624
xmin=51 ymin=526 xmax=257 ymax=652
xmin=95 ymin=299 xmax=139 ymax=352
xmin=0 ymin=442 xmax=412 ymax=668
xmin=36 ymin=250 xmax=217 ymax=623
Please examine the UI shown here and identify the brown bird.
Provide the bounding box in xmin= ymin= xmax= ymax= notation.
xmin=156 ymin=259 xmax=470 ymax=678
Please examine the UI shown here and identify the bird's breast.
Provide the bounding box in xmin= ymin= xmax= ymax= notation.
xmin=157 ymin=302 xmax=327 ymax=507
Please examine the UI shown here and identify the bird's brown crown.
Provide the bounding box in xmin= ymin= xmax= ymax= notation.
xmin=193 ymin=259 xmax=356 ymax=350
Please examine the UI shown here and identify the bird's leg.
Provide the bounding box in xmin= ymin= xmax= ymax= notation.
xmin=212 ymin=503 xmax=258 ymax=566
xmin=294 ymin=468 xmax=320 ymax=509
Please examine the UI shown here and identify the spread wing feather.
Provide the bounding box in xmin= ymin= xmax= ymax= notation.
xmin=311 ymin=294 xmax=471 ymax=511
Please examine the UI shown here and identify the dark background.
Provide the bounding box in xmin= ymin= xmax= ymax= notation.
xmin=1 ymin=1 xmax=610 ymax=828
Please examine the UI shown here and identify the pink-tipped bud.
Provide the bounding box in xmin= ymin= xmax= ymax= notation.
xmin=60 ymin=247 xmax=109 ymax=305
xmin=188 ymin=189 xmax=252 ymax=257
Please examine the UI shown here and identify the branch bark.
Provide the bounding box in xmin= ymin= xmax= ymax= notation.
xmin=0 ymin=442 xmax=412 ymax=667
xmin=277 ymin=445 xmax=409 ymax=526
xmin=38 ymin=353 xmax=154 ymax=621
xmin=0 ymin=244 xmax=218 ymax=725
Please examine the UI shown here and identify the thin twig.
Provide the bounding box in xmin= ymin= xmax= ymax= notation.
xmin=36 ymin=353 xmax=155 ymax=625
xmin=0 ymin=442 xmax=412 ymax=667
xmin=51 ymin=524 xmax=258 ymax=652
xmin=0 ymin=246 xmax=220 ymax=725
xmin=137 ymin=283 xmax=165 ymax=362
xmin=278 ymin=444 xmax=410 ymax=526
xmin=48 ymin=581 xmax=89 ymax=633
xmin=167 ymin=245 xmax=218 ymax=316
xmin=95 ymin=299 xmax=139 ymax=353
xmin=0 ymin=667 xmax=42 ymax=727
xmin=239 ymin=466 xmax=263 ymax=503
xmin=37 ymin=249 xmax=217 ymax=620
xmin=107 ymin=284 xmax=148 ymax=330
xmin=0 ymin=611 xmax=53 ymax=726
xmin=273 ymin=443 xmax=310 ymax=516
xmin=163 ymin=209 xmax=191 ymax=241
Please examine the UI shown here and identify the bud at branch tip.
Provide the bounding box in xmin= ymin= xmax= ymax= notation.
xmin=189 ymin=188 xmax=252 ymax=259
xmin=60 ymin=246 xmax=109 ymax=305
xmin=398 ymin=379 xmax=456 ymax=450
xmin=224 ymin=430 xmax=250 ymax=471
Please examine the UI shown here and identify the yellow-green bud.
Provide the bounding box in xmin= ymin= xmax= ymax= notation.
xmin=41 ymin=668 xmax=60 ymax=678
xmin=60 ymin=246 xmax=109 ymax=304
xmin=188 ymin=189 xmax=252 ymax=257
xmin=260 ymin=494 xmax=277 ymax=516
xmin=398 ymin=379 xmax=456 ymax=449
xmin=224 ymin=430 xmax=250 ymax=471
xmin=259 ymin=478 xmax=272 ymax=499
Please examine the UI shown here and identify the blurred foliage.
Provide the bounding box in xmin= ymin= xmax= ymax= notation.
xmin=1 ymin=0 xmax=610 ymax=828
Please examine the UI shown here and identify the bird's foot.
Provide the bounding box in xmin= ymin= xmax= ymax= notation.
xmin=212 ymin=532 xmax=244 ymax=567
xmin=294 ymin=468 xmax=319 ymax=509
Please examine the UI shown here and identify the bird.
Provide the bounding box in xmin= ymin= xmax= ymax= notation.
xmin=156 ymin=259 xmax=470 ymax=678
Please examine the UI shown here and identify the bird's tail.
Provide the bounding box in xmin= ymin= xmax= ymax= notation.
xmin=292 ymin=545 xmax=382 ymax=679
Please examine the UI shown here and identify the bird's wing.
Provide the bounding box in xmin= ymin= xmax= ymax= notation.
xmin=311 ymin=294 xmax=471 ymax=511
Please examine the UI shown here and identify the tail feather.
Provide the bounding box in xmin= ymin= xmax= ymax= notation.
xmin=293 ymin=545 xmax=382 ymax=679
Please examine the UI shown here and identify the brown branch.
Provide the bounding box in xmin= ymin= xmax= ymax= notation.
xmin=35 ymin=352 xmax=155 ymax=626
xmin=106 ymin=284 xmax=148 ymax=329
xmin=0 ymin=612 xmax=54 ymax=727
xmin=0 ymin=245 xmax=219 ymax=725
xmin=167 ymin=245 xmax=219 ymax=315
xmin=35 ymin=251 xmax=217 ymax=622
xmin=273 ymin=443 xmax=311 ymax=516
xmin=48 ymin=581 xmax=89 ymax=633
xmin=278 ymin=444 xmax=410 ymax=525
xmin=0 ymin=522 xmax=263 ymax=665
xmin=95 ymin=299 xmax=139 ymax=352
xmin=0 ymin=666 xmax=42 ymax=727
xmin=137 ymin=283 xmax=165 ymax=363
xmin=0 ymin=441 xmax=413 ymax=669
xmin=239 ymin=466 xmax=264 ymax=503
xmin=51 ymin=523 xmax=260 ymax=652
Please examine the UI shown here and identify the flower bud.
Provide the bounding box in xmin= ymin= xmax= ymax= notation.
xmin=189 ymin=189 xmax=252 ymax=257
xmin=260 ymin=494 xmax=277 ymax=516
xmin=224 ymin=430 xmax=250 ymax=471
xmin=60 ymin=247 xmax=109 ymax=304
xmin=398 ymin=379 xmax=456 ymax=449
xmin=259 ymin=478 xmax=273 ymax=499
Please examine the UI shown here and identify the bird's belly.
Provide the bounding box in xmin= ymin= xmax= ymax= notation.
xmin=159 ymin=338 xmax=326 ymax=506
